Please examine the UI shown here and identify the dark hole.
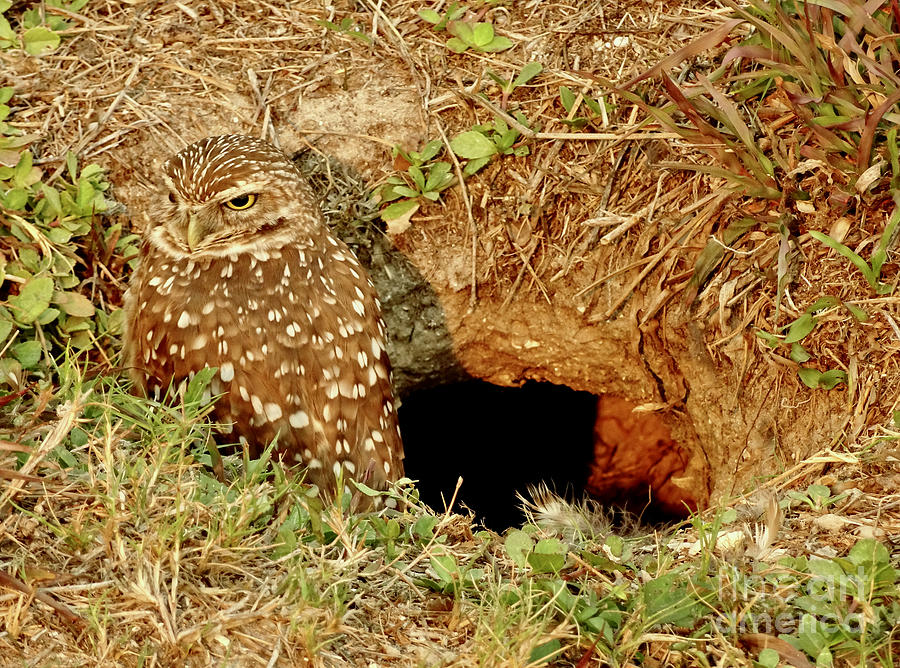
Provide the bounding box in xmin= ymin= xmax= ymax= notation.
xmin=399 ymin=380 xmax=598 ymax=531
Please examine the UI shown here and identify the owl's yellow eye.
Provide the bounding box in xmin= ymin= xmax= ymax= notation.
xmin=224 ymin=193 xmax=257 ymax=210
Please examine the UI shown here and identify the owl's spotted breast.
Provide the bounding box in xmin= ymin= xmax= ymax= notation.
xmin=124 ymin=135 xmax=403 ymax=504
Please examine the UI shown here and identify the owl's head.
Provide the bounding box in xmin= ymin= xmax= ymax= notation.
xmin=158 ymin=135 xmax=317 ymax=256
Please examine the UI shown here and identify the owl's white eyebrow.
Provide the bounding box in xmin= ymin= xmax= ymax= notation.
xmin=216 ymin=182 xmax=265 ymax=201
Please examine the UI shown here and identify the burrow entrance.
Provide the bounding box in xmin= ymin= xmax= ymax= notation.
xmin=399 ymin=379 xmax=698 ymax=531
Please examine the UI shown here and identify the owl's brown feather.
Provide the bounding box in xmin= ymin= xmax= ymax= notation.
xmin=123 ymin=135 xmax=403 ymax=504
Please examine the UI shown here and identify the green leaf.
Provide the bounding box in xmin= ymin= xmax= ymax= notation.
xmin=513 ymin=62 xmax=543 ymax=88
xmin=471 ymin=22 xmax=494 ymax=47
xmin=817 ymin=369 xmax=847 ymax=390
xmin=8 ymin=276 xmax=54 ymax=324
xmin=798 ymin=367 xmax=822 ymax=389
xmin=419 ymin=139 xmax=442 ymax=162
xmin=418 ymin=8 xmax=441 ymax=24
xmin=391 ymin=185 xmax=420 ymax=199
xmin=0 ymin=17 xmax=15 ymax=47
xmin=3 ymin=188 xmax=28 ymax=210
xmin=40 ymin=183 xmax=62 ymax=219
xmin=529 ymin=639 xmax=561 ymax=665
xmin=847 ymin=538 xmax=889 ymax=567
xmin=583 ymin=95 xmax=605 ymax=116
xmin=76 ymin=177 xmax=96 ymax=212
xmin=798 ymin=367 xmax=847 ymax=390
xmin=65 ymin=151 xmax=78 ymax=182
xmin=11 ymin=340 xmax=42 ymax=368
xmin=845 ymin=303 xmax=869 ymax=322
xmin=783 ymin=313 xmax=816 ymax=343
xmin=450 ymin=130 xmax=498 ymax=159
xmin=0 ymin=318 xmax=12 ymax=346
xmin=412 ymin=515 xmax=436 ymax=542
xmin=809 ymin=230 xmax=886 ymax=293
xmin=380 ymin=198 xmax=418 ymax=222
xmin=408 ymin=165 xmax=425 ymax=191
xmin=0 ymin=86 xmax=12 ymax=104
xmin=424 ymin=162 xmax=453 ymax=192
xmin=36 ymin=307 xmax=60 ymax=325
xmin=463 ymin=156 xmax=491 ymax=175
xmin=504 ymin=529 xmax=532 ymax=568
xmin=481 ymin=35 xmax=512 ymax=52
xmin=23 ymin=27 xmax=61 ymax=56
xmin=528 ymin=549 xmax=566 ymax=574
xmin=805 ymin=296 xmax=838 ymax=313
xmin=430 ymin=554 xmax=457 ymax=584
xmin=448 ymin=21 xmax=473 ymax=44
xmin=559 ymin=86 xmax=576 ymax=113
xmin=184 ymin=366 xmax=218 ymax=404
xmin=445 ymin=37 xmax=468 ymax=53
xmin=642 ymin=573 xmax=705 ymax=627
xmin=790 ymin=343 xmax=811 ymax=363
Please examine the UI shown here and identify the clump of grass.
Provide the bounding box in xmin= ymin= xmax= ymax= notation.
xmin=620 ymin=0 xmax=900 ymax=208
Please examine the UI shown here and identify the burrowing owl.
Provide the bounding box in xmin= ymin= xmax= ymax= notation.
xmin=123 ymin=135 xmax=403 ymax=504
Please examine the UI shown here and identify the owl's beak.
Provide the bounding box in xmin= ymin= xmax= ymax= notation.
xmin=186 ymin=213 xmax=205 ymax=251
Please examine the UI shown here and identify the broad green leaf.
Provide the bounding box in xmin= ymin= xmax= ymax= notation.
xmin=36 ymin=307 xmax=60 ymax=325
xmin=23 ymin=26 xmax=61 ymax=56
xmin=40 ymin=183 xmax=62 ymax=219
xmin=817 ymin=369 xmax=847 ymax=389
xmin=408 ymin=165 xmax=425 ymax=191
xmin=391 ymin=185 xmax=419 ymax=199
xmin=430 ymin=554 xmax=457 ymax=584
xmin=642 ymin=573 xmax=705 ymax=627
xmin=783 ymin=313 xmax=816 ymax=343
xmin=471 ymin=22 xmax=494 ymax=47
xmin=75 ymin=177 xmax=96 ymax=212
xmin=529 ymin=639 xmax=561 ymax=665
xmin=528 ymin=550 xmax=565 ymax=573
xmin=445 ymin=37 xmax=468 ymax=53
xmin=450 ymin=130 xmax=498 ymax=159
xmin=380 ymin=198 xmax=418 ymax=222
xmin=11 ymin=340 xmax=42 ymax=368
xmin=481 ymin=35 xmax=512 ymax=52
xmin=3 ymin=188 xmax=28 ymax=210
xmin=847 ymin=538 xmax=889 ymax=567
xmin=448 ymin=20 xmax=473 ymax=44
xmin=425 ymin=162 xmax=453 ymax=192
xmin=513 ymin=62 xmax=543 ymax=88
xmin=798 ymin=367 xmax=822 ymax=389
xmin=0 ymin=17 xmax=15 ymax=47
xmin=418 ymin=9 xmax=441 ymax=24
xmin=790 ymin=343 xmax=811 ymax=363
xmin=419 ymin=139 xmax=442 ymax=162
xmin=798 ymin=367 xmax=847 ymax=390
xmin=504 ymin=529 xmax=532 ymax=568
xmin=0 ymin=317 xmax=12 ymax=345
xmin=463 ymin=156 xmax=491 ymax=175
xmin=412 ymin=515 xmax=436 ymax=541
xmin=8 ymin=275 xmax=54 ymax=324
xmin=583 ymin=95 xmax=605 ymax=115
